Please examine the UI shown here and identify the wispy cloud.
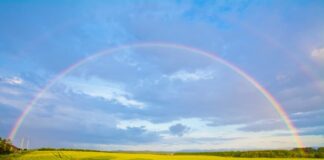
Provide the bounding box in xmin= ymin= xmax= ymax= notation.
xmin=62 ymin=77 xmax=146 ymax=109
xmin=164 ymin=69 xmax=214 ymax=82
xmin=311 ymin=47 xmax=324 ymax=63
xmin=0 ymin=76 xmax=23 ymax=85
xmin=238 ymin=119 xmax=287 ymax=132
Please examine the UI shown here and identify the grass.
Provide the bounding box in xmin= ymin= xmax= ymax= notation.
xmin=1 ymin=151 xmax=322 ymax=160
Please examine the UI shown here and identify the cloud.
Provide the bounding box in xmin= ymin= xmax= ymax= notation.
xmin=291 ymin=109 xmax=324 ymax=129
xmin=238 ymin=119 xmax=287 ymax=132
xmin=0 ymin=86 xmax=22 ymax=96
xmin=299 ymin=126 xmax=324 ymax=136
xmin=276 ymin=81 xmax=324 ymax=113
xmin=311 ymin=47 xmax=324 ymax=63
xmin=169 ymin=123 xmax=190 ymax=137
xmin=210 ymin=108 xmax=320 ymax=136
xmin=20 ymin=125 xmax=161 ymax=147
xmin=164 ymin=69 xmax=214 ymax=82
xmin=292 ymin=109 xmax=324 ymax=117
xmin=113 ymin=95 xmax=145 ymax=109
xmin=16 ymin=100 xmax=161 ymax=146
xmin=0 ymin=76 xmax=23 ymax=85
xmin=0 ymin=81 xmax=36 ymax=110
xmin=62 ymin=77 xmax=146 ymax=109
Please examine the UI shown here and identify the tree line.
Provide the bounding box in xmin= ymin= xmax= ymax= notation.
xmin=175 ymin=147 xmax=324 ymax=158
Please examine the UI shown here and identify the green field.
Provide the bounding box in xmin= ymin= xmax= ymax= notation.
xmin=1 ymin=151 xmax=322 ymax=160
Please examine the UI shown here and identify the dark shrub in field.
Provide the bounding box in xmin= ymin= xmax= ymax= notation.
xmin=0 ymin=137 xmax=20 ymax=154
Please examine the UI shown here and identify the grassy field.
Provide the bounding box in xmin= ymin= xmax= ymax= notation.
xmin=0 ymin=151 xmax=322 ymax=160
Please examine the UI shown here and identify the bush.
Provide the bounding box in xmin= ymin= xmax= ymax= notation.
xmin=0 ymin=137 xmax=20 ymax=154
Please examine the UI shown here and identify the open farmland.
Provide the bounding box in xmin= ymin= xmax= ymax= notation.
xmin=1 ymin=151 xmax=322 ymax=160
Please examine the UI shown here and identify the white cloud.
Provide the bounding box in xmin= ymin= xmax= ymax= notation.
xmin=1 ymin=76 xmax=23 ymax=85
xmin=113 ymin=95 xmax=145 ymax=109
xmin=311 ymin=47 xmax=324 ymax=63
xmin=292 ymin=109 xmax=324 ymax=117
xmin=164 ymin=69 xmax=214 ymax=82
xmin=62 ymin=76 xmax=146 ymax=109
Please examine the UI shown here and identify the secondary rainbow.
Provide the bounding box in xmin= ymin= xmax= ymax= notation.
xmin=8 ymin=42 xmax=305 ymax=148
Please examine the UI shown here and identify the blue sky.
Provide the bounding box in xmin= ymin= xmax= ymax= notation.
xmin=0 ymin=0 xmax=323 ymax=151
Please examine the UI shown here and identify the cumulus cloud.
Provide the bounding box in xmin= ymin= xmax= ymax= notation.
xmin=164 ymin=69 xmax=214 ymax=82
xmin=311 ymin=47 xmax=324 ymax=63
xmin=169 ymin=123 xmax=190 ymax=136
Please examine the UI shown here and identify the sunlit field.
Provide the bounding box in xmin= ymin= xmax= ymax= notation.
xmin=1 ymin=151 xmax=322 ymax=160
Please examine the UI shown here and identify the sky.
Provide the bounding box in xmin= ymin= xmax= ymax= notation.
xmin=0 ymin=0 xmax=324 ymax=151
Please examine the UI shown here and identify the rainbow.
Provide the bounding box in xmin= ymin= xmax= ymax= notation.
xmin=8 ymin=42 xmax=305 ymax=148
